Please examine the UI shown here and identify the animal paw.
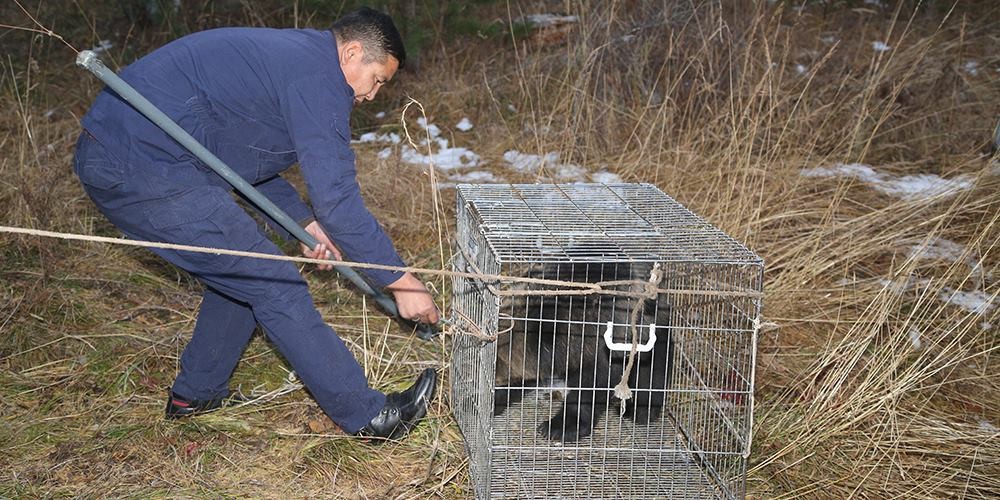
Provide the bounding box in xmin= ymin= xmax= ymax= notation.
xmin=626 ymin=403 xmax=664 ymax=425
xmin=538 ymin=410 xmax=593 ymax=442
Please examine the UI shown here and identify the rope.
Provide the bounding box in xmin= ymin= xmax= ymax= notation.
xmin=0 ymin=225 xmax=589 ymax=291
xmin=613 ymin=263 xmax=663 ymax=405
xmin=744 ymin=313 xmax=763 ymax=459
xmin=448 ymin=309 xmax=497 ymax=342
xmin=2 ymin=226 xmax=764 ymax=301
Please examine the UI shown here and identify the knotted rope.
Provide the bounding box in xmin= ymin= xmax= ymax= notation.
xmin=613 ymin=263 xmax=663 ymax=404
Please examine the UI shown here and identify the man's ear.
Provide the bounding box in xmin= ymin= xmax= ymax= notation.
xmin=340 ymin=40 xmax=365 ymax=65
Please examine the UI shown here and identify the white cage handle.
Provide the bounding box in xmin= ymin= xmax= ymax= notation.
xmin=603 ymin=322 xmax=657 ymax=352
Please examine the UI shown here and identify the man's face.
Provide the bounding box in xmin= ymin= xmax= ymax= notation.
xmin=340 ymin=41 xmax=399 ymax=105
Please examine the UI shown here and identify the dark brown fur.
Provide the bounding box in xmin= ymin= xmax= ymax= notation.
xmin=493 ymin=261 xmax=674 ymax=442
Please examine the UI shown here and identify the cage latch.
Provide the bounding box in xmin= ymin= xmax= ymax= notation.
xmin=603 ymin=322 xmax=657 ymax=352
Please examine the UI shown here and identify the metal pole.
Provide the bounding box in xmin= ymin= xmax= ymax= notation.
xmin=76 ymin=50 xmax=436 ymax=339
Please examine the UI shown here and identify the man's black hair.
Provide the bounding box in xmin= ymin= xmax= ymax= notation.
xmin=332 ymin=7 xmax=406 ymax=68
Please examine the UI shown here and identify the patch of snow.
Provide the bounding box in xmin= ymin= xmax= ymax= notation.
xmin=938 ymin=288 xmax=995 ymax=314
xmin=821 ymin=35 xmax=839 ymax=45
xmin=375 ymin=111 xmax=386 ymax=119
xmin=907 ymin=238 xmax=966 ymax=263
xmin=864 ymin=0 xmax=885 ymax=8
xmin=400 ymin=145 xmax=480 ymax=169
xmin=416 ymin=117 xmax=442 ymax=139
xmin=906 ymin=238 xmax=986 ymax=279
xmin=377 ymin=147 xmax=392 ymax=159
xmin=800 ymin=163 xmax=974 ymax=201
xmin=802 ymin=163 xmax=881 ymax=182
xmin=555 ymin=164 xmax=587 ymax=181
xmin=877 ymin=276 xmax=930 ymax=294
xmin=982 ymin=322 xmax=993 ymax=331
xmin=448 ymin=171 xmax=501 ymax=183
xmin=391 ymin=117 xmax=483 ymax=169
xmin=877 ymin=174 xmax=974 ymax=200
xmin=518 ymin=14 xmax=579 ymax=27
xmin=501 ymin=150 xmax=594 ymax=180
xmin=963 ymin=61 xmax=979 ymax=76
xmin=507 ymin=104 xmax=518 ymax=113
xmin=92 ymin=40 xmax=113 ymax=54
xmin=970 ymin=262 xmax=987 ymax=280
xmin=456 ymin=117 xmax=473 ymax=131
xmin=356 ymin=131 xmax=402 ymax=144
xmin=795 ymin=64 xmax=808 ymax=75
xmin=980 ymin=420 xmax=998 ymax=433
xmin=591 ymin=170 xmax=624 ymax=184
xmin=503 ymin=150 xmax=560 ymax=173
xmin=419 ymin=137 xmax=450 ymax=151
xmin=907 ymin=329 xmax=922 ymax=351
xmin=872 ymin=41 xmax=891 ymax=52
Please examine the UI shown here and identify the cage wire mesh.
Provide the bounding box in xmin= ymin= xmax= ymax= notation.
xmin=450 ymin=183 xmax=763 ymax=499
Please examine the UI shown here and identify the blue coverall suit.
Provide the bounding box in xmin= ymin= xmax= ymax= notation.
xmin=73 ymin=28 xmax=406 ymax=433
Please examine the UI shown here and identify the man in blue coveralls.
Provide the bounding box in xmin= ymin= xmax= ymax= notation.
xmin=73 ymin=7 xmax=439 ymax=440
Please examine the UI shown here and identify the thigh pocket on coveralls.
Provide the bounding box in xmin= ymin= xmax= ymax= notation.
xmin=144 ymin=187 xmax=225 ymax=236
xmin=74 ymin=134 xmax=124 ymax=191
xmin=77 ymin=158 xmax=124 ymax=191
xmin=141 ymin=187 xmax=297 ymax=308
xmin=142 ymin=187 xmax=267 ymax=275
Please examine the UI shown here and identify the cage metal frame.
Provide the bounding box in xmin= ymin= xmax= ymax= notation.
xmin=451 ymin=183 xmax=763 ymax=499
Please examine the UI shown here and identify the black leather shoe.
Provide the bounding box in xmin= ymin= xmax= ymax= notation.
xmin=165 ymin=391 xmax=246 ymax=419
xmin=355 ymin=368 xmax=436 ymax=440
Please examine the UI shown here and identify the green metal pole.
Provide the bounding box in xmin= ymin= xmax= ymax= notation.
xmin=76 ymin=50 xmax=436 ymax=339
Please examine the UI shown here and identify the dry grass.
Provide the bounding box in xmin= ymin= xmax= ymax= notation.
xmin=1 ymin=0 xmax=998 ymax=498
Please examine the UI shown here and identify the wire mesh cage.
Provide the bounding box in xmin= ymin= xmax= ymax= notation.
xmin=450 ymin=183 xmax=764 ymax=499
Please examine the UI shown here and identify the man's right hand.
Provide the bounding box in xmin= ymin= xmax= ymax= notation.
xmin=386 ymin=272 xmax=440 ymax=325
xmin=301 ymin=220 xmax=342 ymax=271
